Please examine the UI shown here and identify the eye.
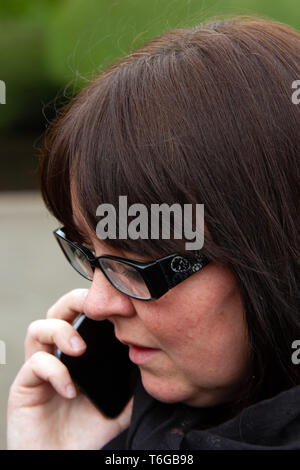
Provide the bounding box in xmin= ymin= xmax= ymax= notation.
xmin=121 ymin=267 xmax=144 ymax=282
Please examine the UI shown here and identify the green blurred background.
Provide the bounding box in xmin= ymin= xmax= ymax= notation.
xmin=0 ymin=0 xmax=300 ymax=191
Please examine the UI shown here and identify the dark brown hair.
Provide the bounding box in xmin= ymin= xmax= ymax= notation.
xmin=39 ymin=15 xmax=300 ymax=412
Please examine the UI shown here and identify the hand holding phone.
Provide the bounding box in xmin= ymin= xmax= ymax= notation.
xmin=7 ymin=290 xmax=138 ymax=449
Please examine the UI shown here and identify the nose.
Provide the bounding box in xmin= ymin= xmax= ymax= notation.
xmin=83 ymin=268 xmax=136 ymax=321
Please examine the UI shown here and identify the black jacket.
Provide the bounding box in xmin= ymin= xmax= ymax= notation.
xmin=101 ymin=373 xmax=300 ymax=450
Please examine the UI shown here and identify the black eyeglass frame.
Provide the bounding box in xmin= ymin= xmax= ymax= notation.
xmin=54 ymin=226 xmax=211 ymax=301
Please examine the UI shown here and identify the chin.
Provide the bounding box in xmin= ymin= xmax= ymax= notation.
xmin=139 ymin=369 xmax=228 ymax=407
xmin=139 ymin=369 xmax=193 ymax=404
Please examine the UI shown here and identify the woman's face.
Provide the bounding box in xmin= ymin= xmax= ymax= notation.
xmin=74 ymin=209 xmax=251 ymax=408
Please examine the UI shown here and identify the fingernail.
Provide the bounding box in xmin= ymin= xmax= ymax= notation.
xmin=66 ymin=384 xmax=76 ymax=398
xmin=70 ymin=336 xmax=86 ymax=351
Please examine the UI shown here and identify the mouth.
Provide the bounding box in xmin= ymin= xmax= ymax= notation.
xmin=117 ymin=338 xmax=160 ymax=364
xmin=119 ymin=339 xmax=158 ymax=349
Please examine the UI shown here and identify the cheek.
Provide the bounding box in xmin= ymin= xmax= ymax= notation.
xmin=140 ymin=267 xmax=247 ymax=361
xmin=139 ymin=294 xmax=208 ymax=354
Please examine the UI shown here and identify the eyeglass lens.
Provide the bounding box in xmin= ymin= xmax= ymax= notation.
xmin=59 ymin=237 xmax=94 ymax=280
xmin=59 ymin=237 xmax=151 ymax=299
xmin=99 ymin=258 xmax=151 ymax=299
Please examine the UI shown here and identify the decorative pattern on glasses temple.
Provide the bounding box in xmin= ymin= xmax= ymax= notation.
xmin=160 ymin=251 xmax=210 ymax=289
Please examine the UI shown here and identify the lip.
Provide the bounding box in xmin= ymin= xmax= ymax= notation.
xmin=128 ymin=344 xmax=160 ymax=364
xmin=118 ymin=338 xmax=160 ymax=364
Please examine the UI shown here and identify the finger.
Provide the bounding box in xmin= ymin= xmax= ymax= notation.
xmin=46 ymin=288 xmax=89 ymax=323
xmin=25 ymin=318 xmax=86 ymax=361
xmin=12 ymin=351 xmax=77 ymax=401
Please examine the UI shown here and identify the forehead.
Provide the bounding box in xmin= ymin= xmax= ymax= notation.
xmin=71 ymin=192 xmax=154 ymax=261
xmin=70 ymin=179 xmax=210 ymax=260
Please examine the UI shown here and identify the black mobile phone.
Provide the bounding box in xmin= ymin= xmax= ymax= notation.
xmin=55 ymin=314 xmax=139 ymax=418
